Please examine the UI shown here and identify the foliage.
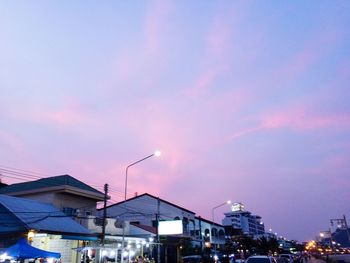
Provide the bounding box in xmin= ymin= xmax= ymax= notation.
xmin=180 ymin=239 xmax=200 ymax=256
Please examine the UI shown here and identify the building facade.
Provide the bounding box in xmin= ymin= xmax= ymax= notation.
xmin=0 ymin=175 xmax=105 ymax=263
xmin=222 ymin=202 xmax=265 ymax=237
xmin=0 ymin=175 xmax=227 ymax=263
xmin=100 ymin=193 xmax=226 ymax=263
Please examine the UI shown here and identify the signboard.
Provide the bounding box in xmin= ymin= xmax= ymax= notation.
xmin=231 ymin=202 xmax=245 ymax=212
xmin=158 ymin=220 xmax=183 ymax=235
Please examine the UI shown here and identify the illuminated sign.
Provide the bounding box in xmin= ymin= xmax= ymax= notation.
xmin=158 ymin=220 xmax=183 ymax=235
xmin=231 ymin=203 xmax=244 ymax=212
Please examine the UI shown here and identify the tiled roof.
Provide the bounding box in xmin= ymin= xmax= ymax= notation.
xmin=0 ymin=175 xmax=104 ymax=196
xmin=0 ymin=194 xmax=92 ymax=235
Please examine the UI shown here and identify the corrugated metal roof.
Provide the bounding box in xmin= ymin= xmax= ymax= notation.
xmin=0 ymin=175 xmax=104 ymax=196
xmin=0 ymin=194 xmax=91 ymax=235
xmin=0 ymin=202 xmax=27 ymax=233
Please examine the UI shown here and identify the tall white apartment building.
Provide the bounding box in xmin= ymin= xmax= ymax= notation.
xmin=222 ymin=202 xmax=265 ymax=236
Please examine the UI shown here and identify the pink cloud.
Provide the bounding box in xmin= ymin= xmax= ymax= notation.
xmin=144 ymin=0 xmax=175 ymax=53
xmin=185 ymin=66 xmax=229 ymax=97
xmin=261 ymin=109 xmax=350 ymax=131
xmin=277 ymin=31 xmax=342 ymax=83
xmin=185 ymin=12 xmax=235 ymax=98
xmin=20 ymin=100 xmax=95 ymax=129
xmin=206 ymin=16 xmax=233 ymax=57
xmin=224 ymin=107 xmax=350 ymax=143
xmin=226 ymin=126 xmax=264 ymax=141
xmin=0 ymin=129 xmax=24 ymax=154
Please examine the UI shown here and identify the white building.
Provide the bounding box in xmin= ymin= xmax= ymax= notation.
xmin=222 ymin=202 xmax=265 ymax=237
xmin=101 ymin=193 xmax=226 ymax=263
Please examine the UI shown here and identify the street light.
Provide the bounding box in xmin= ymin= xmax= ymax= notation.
xmin=121 ymin=150 xmax=161 ymax=263
xmin=319 ymin=229 xmax=333 ymax=250
xmin=212 ymin=200 xmax=231 ymax=223
xmin=211 ymin=200 xmax=231 ymax=256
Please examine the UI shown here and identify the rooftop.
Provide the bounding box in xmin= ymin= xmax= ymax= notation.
xmin=0 ymin=194 xmax=92 ymax=236
xmin=0 ymin=174 xmax=104 ymax=200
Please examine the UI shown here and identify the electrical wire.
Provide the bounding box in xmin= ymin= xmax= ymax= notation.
xmin=0 ymin=164 xmax=178 ymax=226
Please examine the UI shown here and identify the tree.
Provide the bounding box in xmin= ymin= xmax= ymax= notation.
xmin=180 ymin=239 xmax=198 ymax=256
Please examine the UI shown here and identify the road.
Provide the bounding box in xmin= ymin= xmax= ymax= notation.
xmin=307 ymin=257 xmax=325 ymax=263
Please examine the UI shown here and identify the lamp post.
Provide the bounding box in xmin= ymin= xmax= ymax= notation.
xmin=320 ymin=229 xmax=333 ymax=250
xmin=211 ymin=200 xmax=231 ymax=256
xmin=212 ymin=200 xmax=231 ymax=223
xmin=121 ymin=150 xmax=161 ymax=263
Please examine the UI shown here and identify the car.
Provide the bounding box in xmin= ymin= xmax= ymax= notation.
xmin=246 ymin=256 xmax=277 ymax=263
xmin=279 ymin=254 xmax=294 ymax=263
xmin=276 ymin=257 xmax=289 ymax=263
xmin=182 ymin=255 xmax=203 ymax=263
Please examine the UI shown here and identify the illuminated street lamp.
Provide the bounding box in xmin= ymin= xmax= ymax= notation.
xmin=211 ymin=200 xmax=231 ymax=255
xmin=212 ymin=200 xmax=231 ymax=223
xmin=121 ymin=151 xmax=161 ymax=263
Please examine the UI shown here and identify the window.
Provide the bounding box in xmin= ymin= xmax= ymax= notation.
xmin=62 ymin=207 xmax=74 ymax=216
xmin=85 ymin=210 xmax=92 ymax=216
xmin=94 ymin=217 xmax=107 ymax=226
xmin=114 ymin=220 xmax=123 ymax=228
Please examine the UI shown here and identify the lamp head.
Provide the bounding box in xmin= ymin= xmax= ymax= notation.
xmin=154 ymin=150 xmax=161 ymax=157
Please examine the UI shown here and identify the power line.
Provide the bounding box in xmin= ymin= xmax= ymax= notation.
xmin=0 ymin=165 xmax=136 ymax=198
xmin=0 ymin=164 xmax=51 ymax=177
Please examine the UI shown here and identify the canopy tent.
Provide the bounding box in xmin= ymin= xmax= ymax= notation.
xmin=1 ymin=238 xmax=61 ymax=259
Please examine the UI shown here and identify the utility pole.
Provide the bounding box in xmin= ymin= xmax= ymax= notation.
xmin=157 ymin=197 xmax=161 ymax=263
xmin=343 ymin=215 xmax=350 ymax=244
xmin=199 ymin=216 xmax=203 ymax=252
xmin=101 ymin=183 xmax=108 ymax=245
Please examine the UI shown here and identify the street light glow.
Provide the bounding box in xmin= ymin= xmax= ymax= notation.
xmin=154 ymin=150 xmax=161 ymax=157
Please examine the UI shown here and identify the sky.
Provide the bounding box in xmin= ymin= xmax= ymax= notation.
xmin=0 ymin=1 xmax=350 ymax=242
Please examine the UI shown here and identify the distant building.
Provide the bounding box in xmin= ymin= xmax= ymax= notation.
xmin=332 ymin=228 xmax=350 ymax=247
xmin=222 ymin=202 xmax=265 ymax=237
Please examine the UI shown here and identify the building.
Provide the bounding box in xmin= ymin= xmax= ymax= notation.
xmin=0 ymin=175 xmax=106 ymax=263
xmin=0 ymin=194 xmax=95 ymax=263
xmin=100 ymin=193 xmax=226 ymax=263
xmin=331 ymin=228 xmax=350 ymax=247
xmin=190 ymin=216 xmax=226 ymax=250
xmin=0 ymin=174 xmax=105 ymax=221
xmin=0 ymin=175 xmax=227 ymax=263
xmin=222 ymin=202 xmax=265 ymax=237
xmin=0 ymin=175 xmax=169 ymax=262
